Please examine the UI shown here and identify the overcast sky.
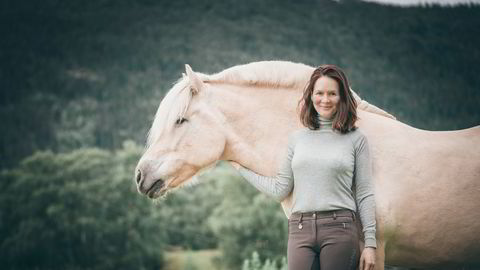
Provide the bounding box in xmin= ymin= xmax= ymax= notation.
xmin=362 ymin=0 xmax=480 ymax=6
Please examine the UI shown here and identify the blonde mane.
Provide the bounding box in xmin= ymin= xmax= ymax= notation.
xmin=207 ymin=60 xmax=315 ymax=89
xmin=207 ymin=61 xmax=396 ymax=120
xmin=147 ymin=77 xmax=192 ymax=146
xmin=148 ymin=61 xmax=396 ymax=144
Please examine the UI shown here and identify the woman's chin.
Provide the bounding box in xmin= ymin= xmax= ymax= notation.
xmin=319 ymin=113 xmax=333 ymax=119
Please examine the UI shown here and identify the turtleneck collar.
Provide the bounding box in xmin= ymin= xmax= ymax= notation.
xmin=317 ymin=114 xmax=333 ymax=130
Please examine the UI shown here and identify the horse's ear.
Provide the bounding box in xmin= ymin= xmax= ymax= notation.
xmin=185 ymin=64 xmax=204 ymax=94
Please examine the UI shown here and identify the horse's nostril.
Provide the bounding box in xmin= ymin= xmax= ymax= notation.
xmin=136 ymin=169 xmax=142 ymax=185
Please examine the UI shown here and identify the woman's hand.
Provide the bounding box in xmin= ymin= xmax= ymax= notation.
xmin=359 ymin=247 xmax=376 ymax=270
xmin=228 ymin=161 xmax=241 ymax=170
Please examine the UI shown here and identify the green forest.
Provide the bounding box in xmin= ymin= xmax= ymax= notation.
xmin=1 ymin=0 xmax=479 ymax=269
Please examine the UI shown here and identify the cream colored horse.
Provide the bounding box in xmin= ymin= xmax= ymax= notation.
xmin=135 ymin=61 xmax=480 ymax=270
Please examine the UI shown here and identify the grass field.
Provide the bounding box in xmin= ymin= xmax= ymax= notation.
xmin=164 ymin=249 xmax=224 ymax=270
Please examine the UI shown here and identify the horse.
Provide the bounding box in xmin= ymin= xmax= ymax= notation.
xmin=134 ymin=61 xmax=480 ymax=270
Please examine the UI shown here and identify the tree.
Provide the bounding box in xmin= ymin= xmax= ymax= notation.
xmin=208 ymin=163 xmax=288 ymax=269
xmin=0 ymin=141 xmax=165 ymax=270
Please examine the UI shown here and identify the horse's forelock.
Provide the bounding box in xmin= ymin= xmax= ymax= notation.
xmin=146 ymin=77 xmax=192 ymax=146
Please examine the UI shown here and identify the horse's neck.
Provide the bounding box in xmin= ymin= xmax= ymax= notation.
xmin=209 ymin=83 xmax=300 ymax=174
xmin=207 ymin=82 xmax=480 ymax=190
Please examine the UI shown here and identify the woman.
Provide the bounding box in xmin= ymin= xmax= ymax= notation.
xmin=233 ymin=65 xmax=376 ymax=270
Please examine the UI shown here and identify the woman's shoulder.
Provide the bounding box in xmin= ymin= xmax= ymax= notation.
xmin=345 ymin=127 xmax=369 ymax=146
xmin=286 ymin=128 xmax=311 ymax=144
xmin=289 ymin=127 xmax=315 ymax=138
xmin=287 ymin=127 xmax=307 ymax=136
xmin=348 ymin=127 xmax=367 ymax=137
xmin=287 ymin=129 xmax=303 ymax=141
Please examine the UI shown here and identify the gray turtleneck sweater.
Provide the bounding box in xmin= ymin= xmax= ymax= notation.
xmin=238 ymin=116 xmax=377 ymax=248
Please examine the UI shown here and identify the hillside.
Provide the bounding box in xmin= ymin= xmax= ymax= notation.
xmin=1 ymin=0 xmax=479 ymax=168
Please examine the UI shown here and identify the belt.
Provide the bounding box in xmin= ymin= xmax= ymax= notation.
xmin=290 ymin=209 xmax=355 ymax=221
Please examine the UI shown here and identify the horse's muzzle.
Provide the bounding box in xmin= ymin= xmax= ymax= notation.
xmin=135 ymin=167 xmax=165 ymax=198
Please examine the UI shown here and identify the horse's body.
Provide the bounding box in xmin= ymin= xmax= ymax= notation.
xmin=135 ymin=61 xmax=480 ymax=269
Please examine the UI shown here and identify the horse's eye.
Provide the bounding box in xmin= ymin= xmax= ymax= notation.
xmin=175 ymin=117 xmax=188 ymax=125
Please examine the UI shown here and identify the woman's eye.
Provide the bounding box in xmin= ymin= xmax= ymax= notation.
xmin=175 ymin=117 xmax=188 ymax=125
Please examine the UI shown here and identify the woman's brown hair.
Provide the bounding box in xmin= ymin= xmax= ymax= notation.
xmin=298 ymin=65 xmax=357 ymax=134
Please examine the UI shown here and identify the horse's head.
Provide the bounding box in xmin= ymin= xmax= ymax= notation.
xmin=134 ymin=65 xmax=226 ymax=199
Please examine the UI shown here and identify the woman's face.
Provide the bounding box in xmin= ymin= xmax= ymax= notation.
xmin=311 ymin=76 xmax=341 ymax=119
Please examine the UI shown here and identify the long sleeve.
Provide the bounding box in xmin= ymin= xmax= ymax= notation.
xmin=237 ymin=134 xmax=295 ymax=202
xmin=354 ymin=134 xmax=377 ymax=248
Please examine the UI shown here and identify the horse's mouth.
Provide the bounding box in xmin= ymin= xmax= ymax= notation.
xmin=146 ymin=180 xmax=167 ymax=199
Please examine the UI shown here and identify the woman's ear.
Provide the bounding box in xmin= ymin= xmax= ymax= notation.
xmin=185 ymin=64 xmax=205 ymax=95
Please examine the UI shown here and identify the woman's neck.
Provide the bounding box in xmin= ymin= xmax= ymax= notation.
xmin=317 ymin=114 xmax=333 ymax=130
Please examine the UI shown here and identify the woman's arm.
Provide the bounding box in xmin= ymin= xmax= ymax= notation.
xmin=354 ymin=134 xmax=377 ymax=249
xmin=235 ymin=134 xmax=295 ymax=202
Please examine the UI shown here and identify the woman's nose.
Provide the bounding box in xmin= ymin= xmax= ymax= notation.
xmin=320 ymin=95 xmax=330 ymax=102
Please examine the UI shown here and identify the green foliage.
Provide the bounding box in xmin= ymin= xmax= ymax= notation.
xmin=158 ymin=170 xmax=224 ymax=250
xmin=0 ymin=141 xmax=165 ymax=270
xmin=207 ymin=163 xmax=288 ymax=269
xmin=242 ymin=251 xmax=287 ymax=270
xmin=54 ymin=98 xmax=99 ymax=151
xmin=1 ymin=147 xmax=289 ymax=269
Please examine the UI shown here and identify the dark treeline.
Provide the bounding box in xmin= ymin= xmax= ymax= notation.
xmin=1 ymin=0 xmax=479 ymax=169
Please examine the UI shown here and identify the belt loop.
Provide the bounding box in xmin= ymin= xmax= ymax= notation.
xmin=351 ymin=210 xmax=356 ymax=221
xmin=299 ymin=213 xmax=303 ymax=224
xmin=333 ymin=211 xmax=337 ymax=220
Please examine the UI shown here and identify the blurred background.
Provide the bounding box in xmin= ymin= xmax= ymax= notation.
xmin=1 ymin=0 xmax=479 ymax=269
